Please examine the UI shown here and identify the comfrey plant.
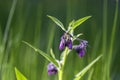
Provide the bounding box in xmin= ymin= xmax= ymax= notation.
xmin=14 ymin=15 xmax=102 ymax=80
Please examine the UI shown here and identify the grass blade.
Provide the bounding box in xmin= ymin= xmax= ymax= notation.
xmin=47 ymin=15 xmax=66 ymax=31
xmin=88 ymin=69 xmax=94 ymax=80
xmin=15 ymin=67 xmax=27 ymax=80
xmin=107 ymin=0 xmax=119 ymax=79
xmin=71 ymin=16 xmax=91 ymax=30
xmin=22 ymin=41 xmax=59 ymax=68
xmin=74 ymin=55 xmax=102 ymax=80
xmin=3 ymin=0 xmax=17 ymax=46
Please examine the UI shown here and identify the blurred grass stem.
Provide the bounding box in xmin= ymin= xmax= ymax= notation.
xmin=108 ymin=0 xmax=119 ymax=79
xmin=102 ymin=0 xmax=108 ymax=79
xmin=3 ymin=0 xmax=17 ymax=48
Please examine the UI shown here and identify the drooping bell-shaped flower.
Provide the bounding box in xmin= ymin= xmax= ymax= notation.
xmin=59 ymin=33 xmax=72 ymax=50
xmin=47 ymin=63 xmax=58 ymax=75
xmin=73 ymin=40 xmax=88 ymax=57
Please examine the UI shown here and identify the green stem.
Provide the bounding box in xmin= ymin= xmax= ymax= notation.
xmin=58 ymin=48 xmax=69 ymax=80
xmin=58 ymin=70 xmax=63 ymax=80
xmin=62 ymin=48 xmax=69 ymax=66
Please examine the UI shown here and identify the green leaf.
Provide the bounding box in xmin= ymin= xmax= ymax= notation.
xmin=88 ymin=69 xmax=94 ymax=80
xmin=14 ymin=67 xmax=27 ymax=80
xmin=68 ymin=20 xmax=75 ymax=31
xmin=22 ymin=41 xmax=59 ymax=68
xmin=76 ymin=33 xmax=83 ymax=38
xmin=47 ymin=15 xmax=66 ymax=31
xmin=69 ymin=20 xmax=75 ymax=27
xmin=74 ymin=55 xmax=102 ymax=80
xmin=73 ymin=33 xmax=83 ymax=41
xmin=50 ymin=48 xmax=56 ymax=59
xmin=71 ymin=16 xmax=91 ymax=30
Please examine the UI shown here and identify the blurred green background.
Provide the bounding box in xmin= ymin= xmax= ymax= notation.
xmin=0 ymin=0 xmax=119 ymax=80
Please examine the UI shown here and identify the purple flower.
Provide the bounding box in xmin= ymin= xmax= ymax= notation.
xmin=47 ymin=63 xmax=58 ymax=75
xmin=73 ymin=40 xmax=88 ymax=57
xmin=59 ymin=33 xmax=72 ymax=50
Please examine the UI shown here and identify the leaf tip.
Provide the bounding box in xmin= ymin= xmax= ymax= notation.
xmin=86 ymin=16 xmax=92 ymax=20
xmin=47 ymin=15 xmax=52 ymax=19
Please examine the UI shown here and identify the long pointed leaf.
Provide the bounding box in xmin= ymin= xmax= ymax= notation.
xmin=22 ymin=41 xmax=59 ymax=68
xmin=68 ymin=20 xmax=75 ymax=31
xmin=71 ymin=16 xmax=91 ymax=30
xmin=74 ymin=55 xmax=102 ymax=80
xmin=47 ymin=15 xmax=66 ymax=31
xmin=15 ymin=67 xmax=27 ymax=80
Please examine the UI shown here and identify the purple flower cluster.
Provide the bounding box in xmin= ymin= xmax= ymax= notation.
xmin=47 ymin=32 xmax=88 ymax=75
xmin=59 ymin=33 xmax=88 ymax=57
xmin=59 ymin=33 xmax=72 ymax=50
xmin=73 ymin=40 xmax=88 ymax=57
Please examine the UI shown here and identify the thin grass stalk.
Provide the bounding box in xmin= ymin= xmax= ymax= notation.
xmin=88 ymin=69 xmax=94 ymax=80
xmin=91 ymin=31 xmax=101 ymax=58
xmin=33 ymin=5 xmax=42 ymax=80
xmin=31 ymin=7 xmax=42 ymax=80
xmin=0 ymin=0 xmax=17 ymax=64
xmin=90 ymin=31 xmax=101 ymax=79
xmin=0 ymin=0 xmax=17 ymax=79
xmin=41 ymin=23 xmax=56 ymax=80
xmin=2 ymin=0 xmax=17 ymax=48
xmin=107 ymin=0 xmax=119 ymax=79
xmin=102 ymin=0 xmax=108 ymax=79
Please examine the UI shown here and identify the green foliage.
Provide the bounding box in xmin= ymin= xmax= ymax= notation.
xmin=47 ymin=15 xmax=66 ymax=31
xmin=74 ymin=55 xmax=102 ymax=80
xmin=23 ymin=14 xmax=93 ymax=80
xmin=70 ymin=16 xmax=91 ymax=31
xmin=22 ymin=41 xmax=59 ymax=68
xmin=14 ymin=67 xmax=27 ymax=80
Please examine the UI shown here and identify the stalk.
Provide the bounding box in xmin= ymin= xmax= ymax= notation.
xmin=102 ymin=0 xmax=107 ymax=79
xmin=107 ymin=0 xmax=119 ymax=79
xmin=0 ymin=0 xmax=17 ymax=79
xmin=58 ymin=70 xmax=63 ymax=80
xmin=58 ymin=48 xmax=69 ymax=80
